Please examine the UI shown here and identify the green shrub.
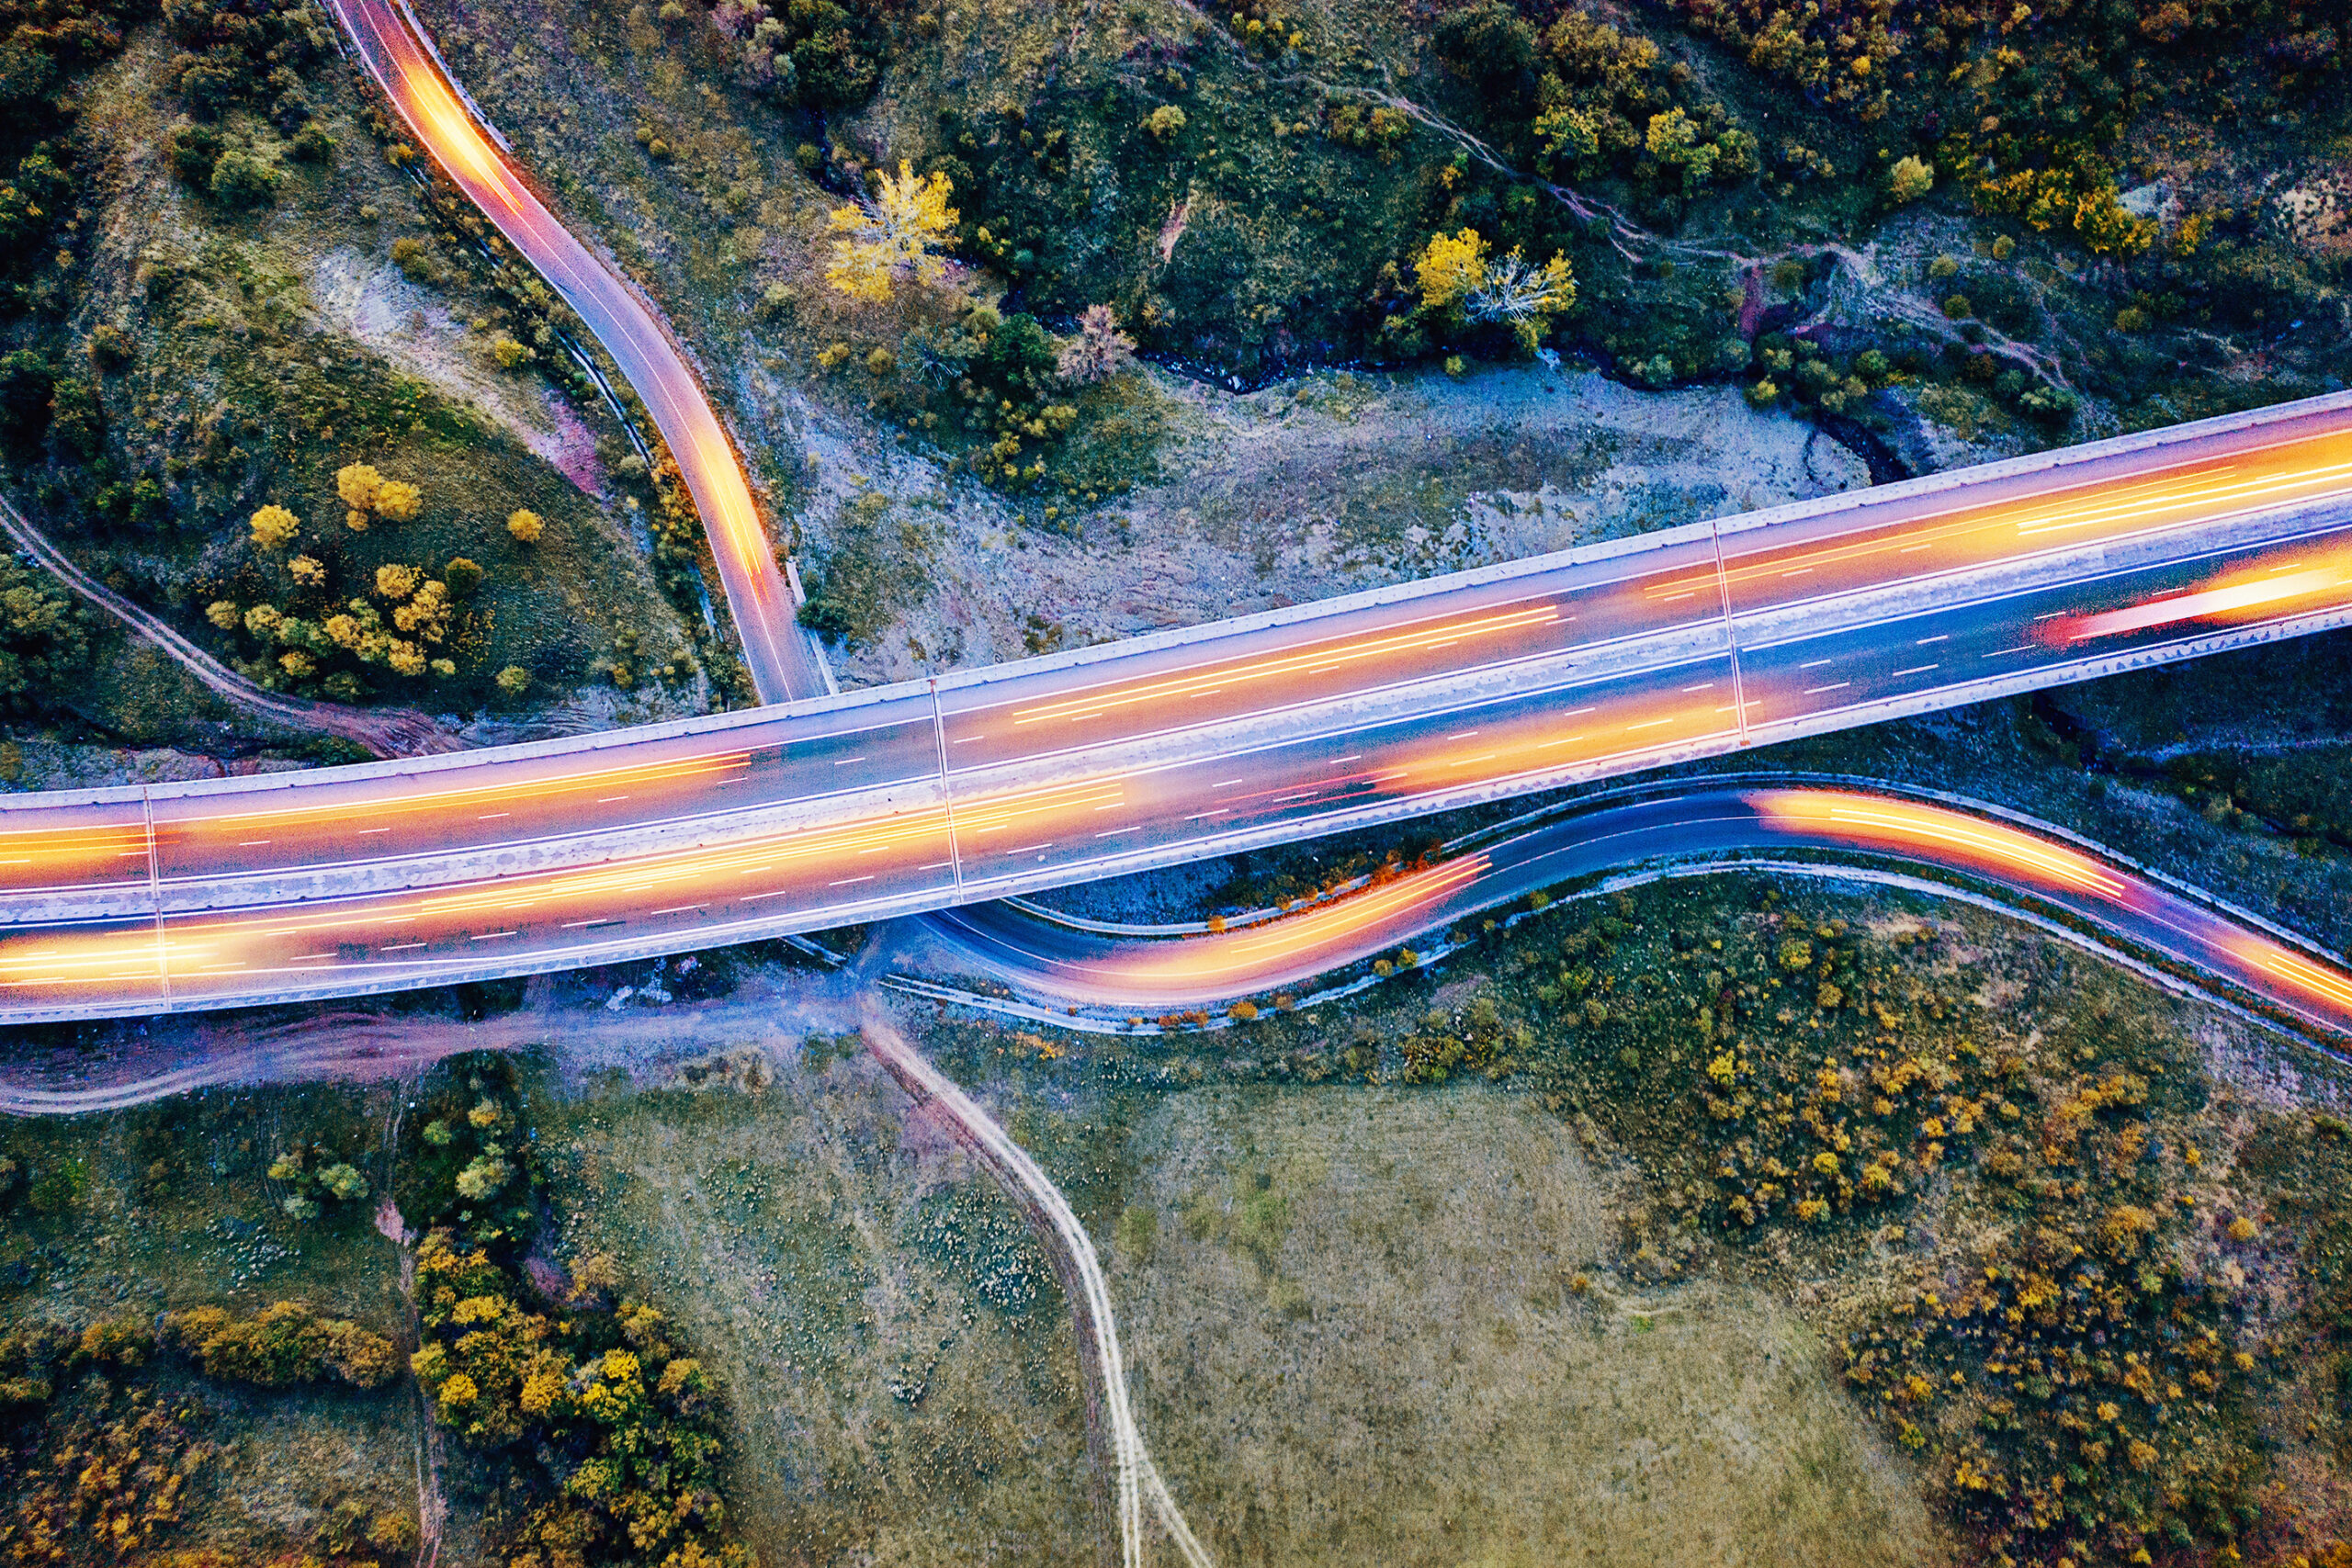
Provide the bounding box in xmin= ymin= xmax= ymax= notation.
xmin=0 ymin=557 xmax=88 ymax=705
xmin=207 ymin=145 xmax=280 ymax=209
xmin=728 ymin=0 xmax=888 ymax=111
xmin=86 ymin=322 xmax=135 ymax=372
xmin=1885 ymin=154 xmax=1934 ymax=204
xmin=46 ymin=378 xmax=103 ymax=460
xmin=266 ymin=1142 xmax=372 ymax=1219
xmin=399 ymin=1057 xmax=752 ymax=1568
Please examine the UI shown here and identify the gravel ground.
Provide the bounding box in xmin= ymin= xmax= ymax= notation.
xmin=793 ymin=357 xmax=1874 ymax=687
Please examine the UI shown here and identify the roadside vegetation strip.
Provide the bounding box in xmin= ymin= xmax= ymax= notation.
xmin=913 ymin=782 xmax=2352 ymax=1047
xmin=0 ymin=492 xmax=461 ymax=759
xmin=859 ymin=1010 xmax=1216 ymax=1568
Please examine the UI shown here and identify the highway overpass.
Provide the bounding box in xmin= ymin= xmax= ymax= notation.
xmin=1 ymin=390 xmax=2348 ymax=1022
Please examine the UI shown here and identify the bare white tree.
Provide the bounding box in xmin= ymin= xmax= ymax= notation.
xmin=1057 ymin=304 xmax=1139 ymax=384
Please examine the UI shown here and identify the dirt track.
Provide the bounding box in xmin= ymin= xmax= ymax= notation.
xmin=0 ymin=956 xmax=876 ymax=1115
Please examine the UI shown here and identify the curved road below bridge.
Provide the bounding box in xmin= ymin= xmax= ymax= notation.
xmin=919 ymin=783 xmax=2352 ymax=1044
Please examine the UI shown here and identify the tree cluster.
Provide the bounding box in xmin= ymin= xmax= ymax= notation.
xmin=1431 ymin=2 xmax=1759 ymax=205
xmin=1676 ymin=0 xmax=2345 ymax=260
xmin=1495 ymin=892 xmax=2279 ymax=1566
xmin=162 ymin=0 xmax=328 ymax=126
xmin=0 ymin=0 xmax=138 ymax=310
xmin=204 ymin=468 xmax=497 ymax=696
xmin=161 ymin=1302 xmax=403 ymax=1390
xmin=0 ymin=347 xmax=103 ymax=468
xmin=158 ymin=0 xmax=335 ymax=212
xmin=0 ymin=552 xmax=87 ymax=714
xmin=0 ymin=1377 xmax=201 ymax=1565
xmin=400 ymin=1062 xmax=750 ymax=1568
xmin=894 ymin=300 xmax=1085 ymax=489
xmin=266 ymin=1142 xmax=373 ymax=1222
xmin=709 ymin=0 xmax=888 ymax=111
xmin=0 ymin=1307 xmax=414 ymax=1567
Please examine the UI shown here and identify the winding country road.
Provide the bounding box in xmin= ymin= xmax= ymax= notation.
xmin=860 ymin=1010 xmax=1213 ymax=1568
xmin=320 ymin=0 xmax=827 ymax=705
xmin=0 ymin=495 xmax=461 ymax=758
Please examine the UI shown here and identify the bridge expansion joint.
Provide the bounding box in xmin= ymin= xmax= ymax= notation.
xmin=140 ymin=786 xmax=169 ymax=1003
xmin=1708 ymin=517 xmax=1750 ymax=744
xmin=929 ymin=680 xmax=964 ymax=890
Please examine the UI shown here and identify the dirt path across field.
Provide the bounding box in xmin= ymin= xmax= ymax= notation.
xmin=1 ymin=492 xmax=464 ymax=758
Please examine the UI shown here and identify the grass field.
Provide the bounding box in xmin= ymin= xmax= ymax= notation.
xmin=1114 ymin=1084 xmax=1950 ymax=1568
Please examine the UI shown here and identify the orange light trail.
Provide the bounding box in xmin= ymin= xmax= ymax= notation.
xmin=956 ymin=784 xmax=2352 ymax=1036
xmin=0 ymin=775 xmax=1131 ymax=993
xmin=1395 ymin=692 xmax=1737 ymax=795
xmin=0 ymin=750 xmax=769 ymax=886
xmin=0 ymin=820 xmax=152 ymax=877
xmin=337 ymin=0 xmax=810 ymax=698
xmin=1762 ymin=790 xmax=2352 ymax=1029
xmin=2045 ymin=545 xmax=2352 ymax=644
xmin=0 ymin=930 xmax=212 ymax=994
xmin=1750 ymin=789 xmax=2128 ymax=897
xmin=1055 ymin=855 xmax=1487 ymax=998
xmin=1008 ymin=605 xmax=1564 ymax=727
xmin=158 ymin=750 xmax=756 ymax=836
xmin=2231 ymin=938 xmax=2352 ymax=1014
xmin=1645 ymin=431 xmax=2352 ymax=603
xmin=396 ymin=52 xmax=508 ymax=193
xmin=2007 ymin=454 xmax=2352 ymax=537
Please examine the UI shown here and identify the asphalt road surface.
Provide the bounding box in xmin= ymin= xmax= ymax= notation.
xmin=920 ymin=784 xmax=2352 ymax=1041
xmin=2 ymin=383 xmax=2348 ymax=1021
xmin=320 ymin=0 xmax=827 ymax=705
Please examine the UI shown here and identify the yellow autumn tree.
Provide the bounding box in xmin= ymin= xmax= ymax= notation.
xmin=506 ymin=509 xmax=543 ymax=544
xmin=1414 ymin=228 xmax=1488 ymax=312
xmin=1413 ymin=227 xmax=1577 ymax=349
xmin=336 ymin=463 xmax=381 ymax=530
xmin=1471 ymin=251 xmax=1577 ymax=347
xmin=1887 ymin=155 xmax=1934 ymax=205
xmin=336 ymin=463 xmax=422 ymax=529
xmin=394 ymin=581 xmax=452 ymax=641
xmin=825 ymin=161 xmax=958 ymax=303
xmin=248 ymin=504 xmax=300 ymax=548
xmin=373 ymin=479 xmax=422 ymax=522
xmin=1973 ymin=166 xmax=2155 ymax=256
